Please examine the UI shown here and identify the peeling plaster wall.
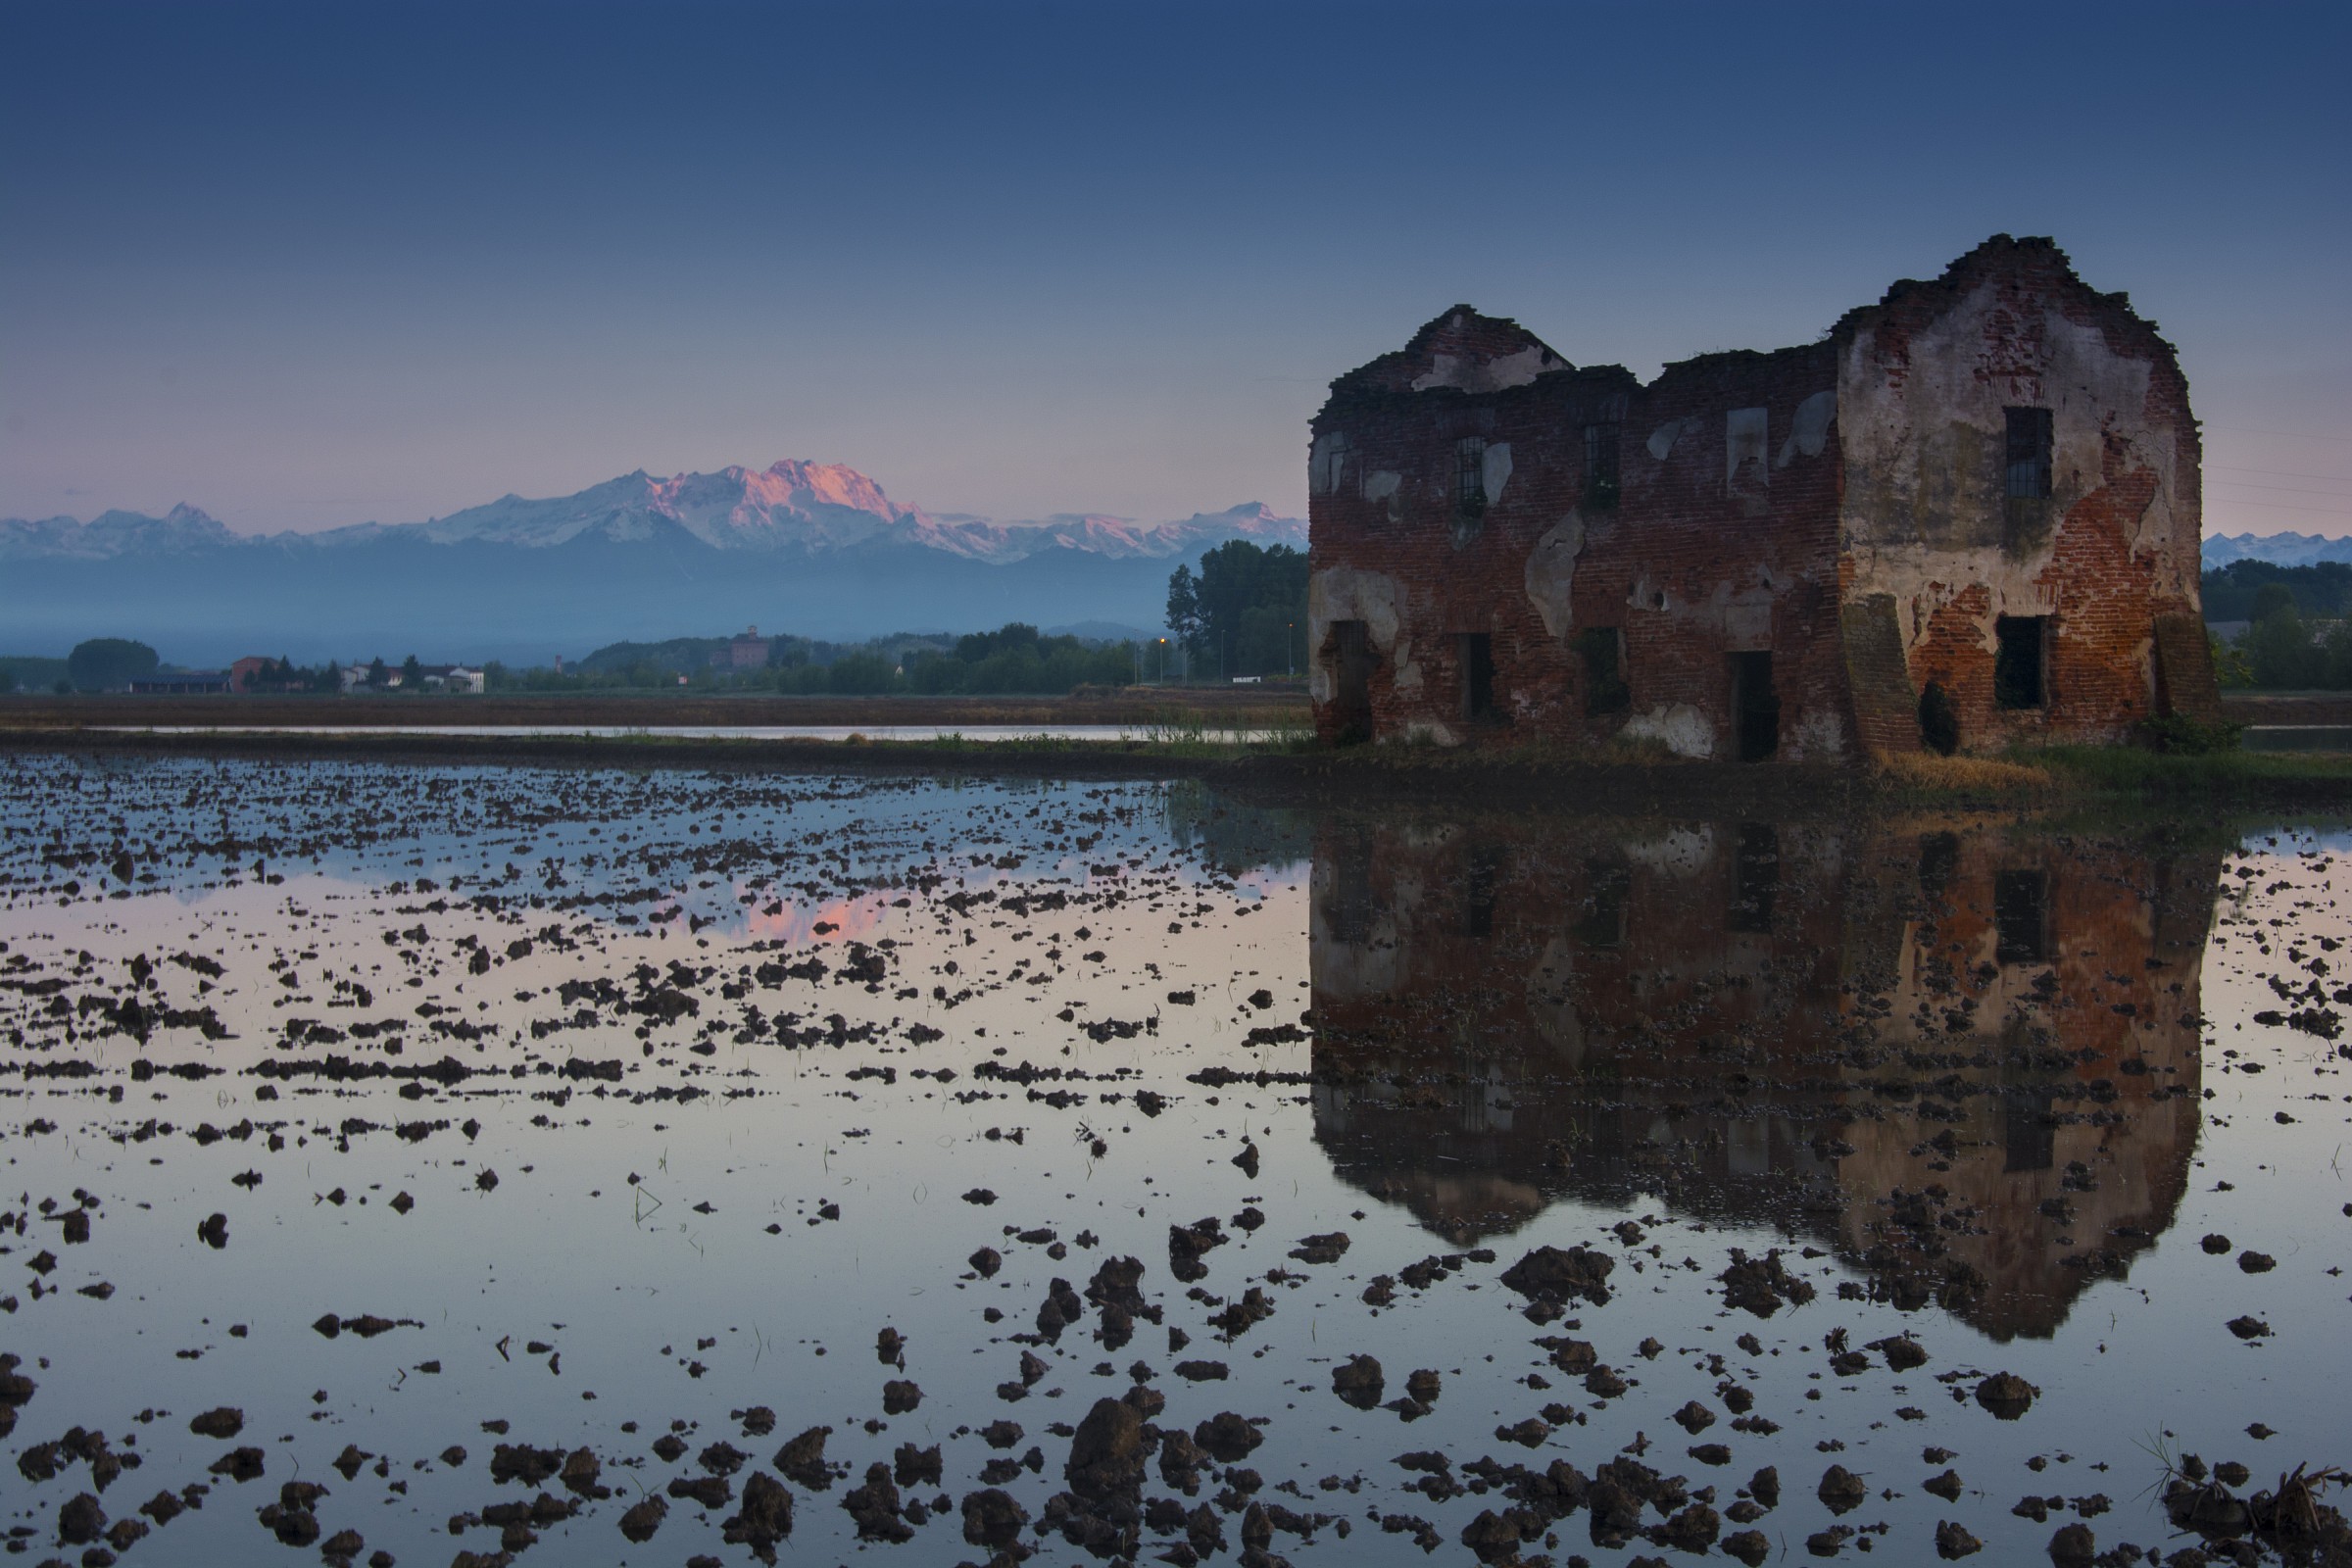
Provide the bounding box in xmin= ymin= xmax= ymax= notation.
xmin=1621 ymin=703 xmax=1715 ymax=760
xmin=1412 ymin=344 xmax=1556 ymax=394
xmin=1305 ymin=564 xmax=1402 ymax=706
xmin=1838 ymin=239 xmax=2207 ymax=747
xmin=1522 ymin=514 xmax=1586 ymax=639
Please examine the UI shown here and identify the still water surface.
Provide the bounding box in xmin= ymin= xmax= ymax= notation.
xmin=1 ymin=756 xmax=2345 ymax=1566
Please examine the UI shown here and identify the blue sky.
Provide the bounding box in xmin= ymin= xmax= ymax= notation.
xmin=3 ymin=0 xmax=2346 ymax=535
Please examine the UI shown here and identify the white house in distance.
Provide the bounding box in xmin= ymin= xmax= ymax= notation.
xmin=334 ymin=662 xmax=485 ymax=694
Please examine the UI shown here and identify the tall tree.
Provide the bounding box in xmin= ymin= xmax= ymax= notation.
xmin=1170 ymin=543 xmax=1307 ymax=677
xmin=65 ymin=638 xmax=159 ymax=692
xmin=1165 ymin=565 xmax=1203 ymax=660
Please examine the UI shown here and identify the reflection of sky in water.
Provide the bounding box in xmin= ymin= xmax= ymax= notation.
xmin=3 ymin=759 xmax=2349 ymax=1567
xmin=6 ymin=757 xmax=1308 ymax=941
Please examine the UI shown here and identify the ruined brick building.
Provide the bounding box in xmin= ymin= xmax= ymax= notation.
xmin=1305 ymin=236 xmax=2220 ymax=758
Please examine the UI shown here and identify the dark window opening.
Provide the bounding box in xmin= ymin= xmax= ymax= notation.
xmin=1454 ymin=437 xmax=1488 ymax=519
xmin=1458 ymin=845 xmax=1502 ymax=938
xmin=1329 ymin=619 xmax=1374 ymax=742
xmin=1730 ymin=822 xmax=1779 ymax=933
xmin=2004 ymin=407 xmax=2053 ymax=500
xmin=1576 ymin=858 xmax=1631 ymax=949
xmin=1731 ymin=651 xmax=1779 ymax=762
xmin=1577 ymin=627 xmax=1630 ymax=714
xmin=1993 ymin=615 xmax=2047 ymax=710
xmin=2003 ymin=1086 xmax=2057 ymax=1173
xmin=1993 ymin=868 xmax=2049 ymax=964
xmin=1583 ymin=421 xmax=1621 ymax=511
xmin=1459 ymin=633 xmax=1496 ymax=722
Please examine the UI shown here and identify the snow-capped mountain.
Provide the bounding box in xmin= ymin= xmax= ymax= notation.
xmin=0 ymin=463 xmax=1305 ymax=663
xmin=0 ymin=503 xmax=242 ymax=560
xmin=1 ymin=461 xmax=1303 ymax=564
xmin=2202 ymin=531 xmax=2352 ymax=569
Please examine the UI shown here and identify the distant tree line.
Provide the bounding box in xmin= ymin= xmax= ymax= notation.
xmin=497 ymin=622 xmax=1140 ymax=696
xmin=2202 ymin=561 xmax=2352 ymax=622
xmin=246 ymin=656 xmax=340 ymax=693
xmin=1165 ymin=541 xmax=1308 ymax=678
xmin=2214 ymin=580 xmax=2352 ymax=690
xmin=903 ymin=624 xmax=1135 ymax=694
xmin=0 ymin=655 xmax=69 ymax=694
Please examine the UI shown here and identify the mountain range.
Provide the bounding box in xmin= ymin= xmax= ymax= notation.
xmin=2201 ymin=531 xmax=2352 ymax=570
xmin=0 ymin=462 xmax=1303 ymax=665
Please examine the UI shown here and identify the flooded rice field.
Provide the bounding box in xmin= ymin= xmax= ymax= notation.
xmin=1 ymin=754 xmax=2348 ymax=1568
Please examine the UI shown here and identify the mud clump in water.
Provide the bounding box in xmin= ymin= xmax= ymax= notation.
xmin=1332 ymin=1353 xmax=1385 ymax=1410
xmin=1717 ymin=1248 xmax=1817 ymax=1317
xmin=1975 ymin=1372 xmax=2038 ymax=1420
xmin=775 ymin=1426 xmax=834 ymax=1490
xmin=1498 ymin=1244 xmax=1614 ymax=1307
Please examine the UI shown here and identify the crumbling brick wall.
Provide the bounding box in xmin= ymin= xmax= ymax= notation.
xmin=1586 ymin=343 xmax=1846 ymax=759
xmin=1307 ymin=235 xmax=2216 ymax=758
xmin=1305 ymin=307 xmax=1638 ymax=748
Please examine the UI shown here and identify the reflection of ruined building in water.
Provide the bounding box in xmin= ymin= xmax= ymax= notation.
xmin=1305 ymin=236 xmax=2219 ymax=759
xmin=1308 ymin=813 xmax=2219 ymax=1340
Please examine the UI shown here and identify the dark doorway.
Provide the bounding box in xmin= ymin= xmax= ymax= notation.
xmin=1993 ymin=616 xmax=2047 ymax=710
xmin=1576 ymin=858 xmax=1632 ymax=949
xmin=1322 ymin=829 xmax=1375 ymax=945
xmin=1576 ymin=627 xmax=1630 ymax=714
xmin=1730 ymin=822 xmax=1780 ymax=933
xmin=1329 ymin=620 xmax=1375 ymax=741
xmin=1917 ymin=680 xmax=1960 ymax=755
xmin=2003 ymin=1086 xmax=2057 ymax=1173
xmin=1730 ymin=652 xmax=1779 ymax=761
xmin=1459 ymin=633 xmax=1496 ymax=722
xmin=1458 ymin=845 xmax=1502 ymax=938
xmin=1993 ymin=869 xmax=2049 ymax=964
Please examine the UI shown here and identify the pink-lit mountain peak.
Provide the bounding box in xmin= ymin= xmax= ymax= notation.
xmin=673 ymin=460 xmax=908 ymax=520
xmin=643 ymin=460 xmax=918 ymax=551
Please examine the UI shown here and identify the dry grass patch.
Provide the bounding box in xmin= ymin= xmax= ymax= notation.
xmin=1872 ymin=751 xmax=2055 ymax=796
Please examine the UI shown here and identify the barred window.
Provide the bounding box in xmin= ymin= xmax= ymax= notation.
xmin=2005 ymin=407 xmax=2053 ymax=500
xmin=1454 ymin=437 xmax=1488 ymax=517
xmin=1583 ymin=421 xmax=1620 ymax=510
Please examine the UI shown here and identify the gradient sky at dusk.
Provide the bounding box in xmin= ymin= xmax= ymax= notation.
xmin=4 ymin=1 xmax=2347 ymax=536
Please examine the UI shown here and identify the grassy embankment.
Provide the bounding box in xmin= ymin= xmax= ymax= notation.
xmin=1878 ymin=745 xmax=2352 ymax=806
xmin=5 ymin=688 xmax=2350 ymax=808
